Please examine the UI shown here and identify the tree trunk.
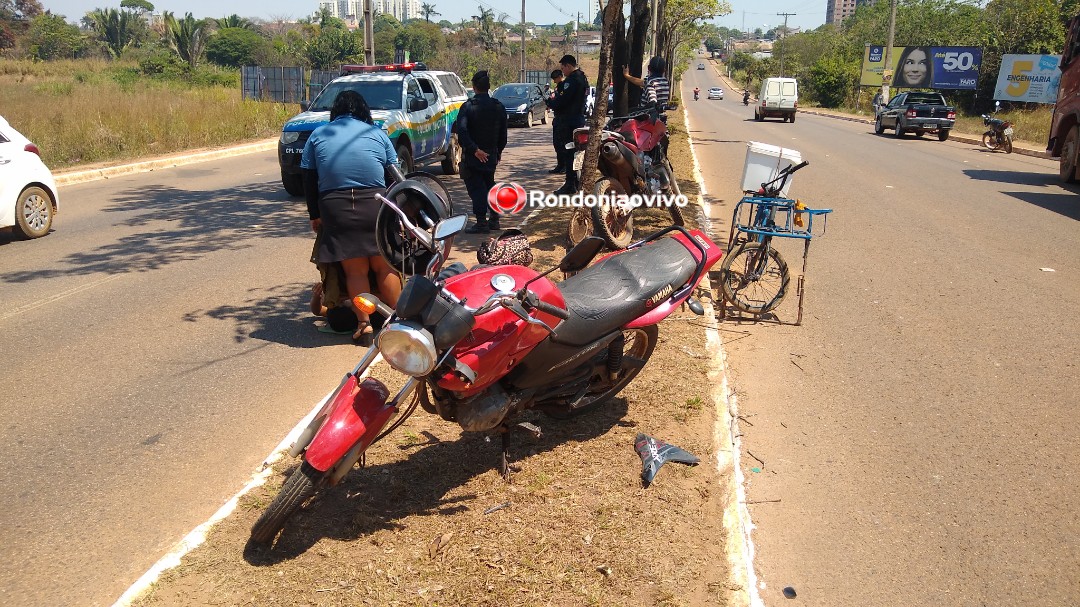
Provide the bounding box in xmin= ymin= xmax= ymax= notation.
xmin=655 ymin=1 xmax=667 ymax=60
xmin=612 ymin=8 xmax=628 ymax=117
xmin=581 ymin=0 xmax=622 ymax=196
xmin=626 ymin=0 xmax=651 ymax=109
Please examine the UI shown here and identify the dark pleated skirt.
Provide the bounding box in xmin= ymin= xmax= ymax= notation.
xmin=317 ymin=187 xmax=383 ymax=263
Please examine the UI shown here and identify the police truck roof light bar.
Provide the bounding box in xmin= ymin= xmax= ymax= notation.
xmin=340 ymin=62 xmax=428 ymax=75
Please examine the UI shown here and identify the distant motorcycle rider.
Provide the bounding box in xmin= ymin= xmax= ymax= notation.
xmin=743 ymin=89 xmax=750 ymax=105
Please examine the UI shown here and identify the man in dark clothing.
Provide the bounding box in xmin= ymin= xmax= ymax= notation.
xmin=548 ymin=69 xmax=565 ymax=174
xmin=545 ymin=54 xmax=588 ymax=195
xmin=454 ymin=70 xmax=508 ymax=234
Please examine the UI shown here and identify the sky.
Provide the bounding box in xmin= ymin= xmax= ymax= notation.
xmin=40 ymin=0 xmax=826 ymax=33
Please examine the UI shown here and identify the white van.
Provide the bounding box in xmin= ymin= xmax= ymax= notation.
xmin=755 ymin=77 xmax=798 ymax=123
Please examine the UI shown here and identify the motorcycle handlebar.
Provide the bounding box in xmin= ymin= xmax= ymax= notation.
xmin=533 ymin=299 xmax=570 ymax=320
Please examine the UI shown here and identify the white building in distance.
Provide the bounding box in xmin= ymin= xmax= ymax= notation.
xmin=319 ymin=0 xmax=422 ymax=23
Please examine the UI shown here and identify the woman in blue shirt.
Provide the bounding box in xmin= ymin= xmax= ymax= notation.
xmin=301 ymin=90 xmax=400 ymax=344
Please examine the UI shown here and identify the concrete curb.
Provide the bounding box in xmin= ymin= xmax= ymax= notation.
xmin=708 ymin=62 xmax=1053 ymax=161
xmin=53 ymin=138 xmax=278 ymax=186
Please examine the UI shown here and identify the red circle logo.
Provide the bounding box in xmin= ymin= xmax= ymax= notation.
xmin=488 ymin=182 xmax=527 ymax=215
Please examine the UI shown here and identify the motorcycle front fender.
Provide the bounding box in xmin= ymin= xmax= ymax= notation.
xmin=303 ymin=376 xmax=393 ymax=473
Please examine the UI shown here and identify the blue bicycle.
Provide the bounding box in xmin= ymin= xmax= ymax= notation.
xmin=719 ymin=161 xmax=832 ymax=324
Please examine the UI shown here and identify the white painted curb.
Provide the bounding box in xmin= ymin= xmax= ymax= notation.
xmin=684 ymin=106 xmax=762 ymax=607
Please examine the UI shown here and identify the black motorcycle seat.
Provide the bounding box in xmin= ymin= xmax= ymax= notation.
xmin=551 ymin=237 xmax=696 ymax=347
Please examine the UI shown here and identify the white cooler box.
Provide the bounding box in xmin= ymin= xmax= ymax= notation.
xmin=741 ymin=141 xmax=802 ymax=196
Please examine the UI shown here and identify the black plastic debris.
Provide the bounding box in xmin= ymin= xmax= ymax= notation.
xmin=783 ymin=586 xmax=797 ymax=599
xmin=634 ymin=433 xmax=699 ymax=486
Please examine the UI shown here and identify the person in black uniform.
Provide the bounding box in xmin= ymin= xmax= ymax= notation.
xmin=546 ymin=54 xmax=588 ymax=195
xmin=548 ymin=68 xmax=565 ymax=174
xmin=454 ymin=70 xmax=508 ymax=234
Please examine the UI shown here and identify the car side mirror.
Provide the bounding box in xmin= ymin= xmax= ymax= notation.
xmin=300 ymin=100 xmax=310 ymax=112
xmin=409 ymin=96 xmax=429 ymax=112
xmin=560 ymin=236 xmax=605 ymax=273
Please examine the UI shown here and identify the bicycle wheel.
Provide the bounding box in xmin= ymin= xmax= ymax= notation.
xmin=719 ymin=241 xmax=790 ymax=315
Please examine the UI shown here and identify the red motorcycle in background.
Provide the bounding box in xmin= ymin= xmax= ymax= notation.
xmin=249 ymin=176 xmax=723 ymax=545
xmin=568 ymin=102 xmax=685 ymax=249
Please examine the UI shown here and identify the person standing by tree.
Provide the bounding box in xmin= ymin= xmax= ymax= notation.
xmin=623 ymin=56 xmax=670 ymax=106
xmin=454 ymin=70 xmax=508 ymax=234
xmin=548 ymin=68 xmax=566 ymax=174
xmin=546 ymin=54 xmax=588 ymax=195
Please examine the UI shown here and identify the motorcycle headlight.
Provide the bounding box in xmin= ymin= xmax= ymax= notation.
xmin=280 ymin=131 xmax=300 ymax=144
xmin=376 ymin=321 xmax=437 ymax=376
xmin=517 ymin=103 xmax=529 ymax=112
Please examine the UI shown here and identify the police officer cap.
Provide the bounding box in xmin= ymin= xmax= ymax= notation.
xmin=559 ymin=54 xmax=577 ymax=66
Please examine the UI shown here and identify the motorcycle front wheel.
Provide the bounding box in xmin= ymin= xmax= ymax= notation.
xmin=982 ymin=132 xmax=999 ymax=151
xmin=591 ymin=177 xmax=634 ymax=249
xmin=719 ymin=241 xmax=790 ymax=315
xmin=546 ymin=325 xmax=658 ymax=419
xmin=250 ymin=461 xmax=326 ymax=544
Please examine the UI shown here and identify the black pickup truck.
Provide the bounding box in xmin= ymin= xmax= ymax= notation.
xmin=874 ymin=91 xmax=956 ymax=141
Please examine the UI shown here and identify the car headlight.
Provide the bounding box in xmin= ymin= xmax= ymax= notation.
xmin=376 ymin=321 xmax=437 ymax=376
xmin=517 ymin=103 xmax=528 ymax=112
xmin=281 ymin=131 xmax=299 ymax=144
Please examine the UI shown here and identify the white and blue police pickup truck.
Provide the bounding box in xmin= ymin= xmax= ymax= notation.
xmin=277 ymin=63 xmax=470 ymax=196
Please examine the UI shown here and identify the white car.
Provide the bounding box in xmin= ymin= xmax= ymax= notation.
xmin=0 ymin=116 xmax=58 ymax=239
xmin=708 ymin=87 xmax=724 ymax=100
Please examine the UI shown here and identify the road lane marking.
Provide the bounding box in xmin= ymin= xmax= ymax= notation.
xmin=0 ymin=274 xmax=125 ymax=322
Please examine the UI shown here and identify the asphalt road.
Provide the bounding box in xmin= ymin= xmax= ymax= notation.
xmin=683 ymin=63 xmax=1080 ymax=605
xmin=0 ymin=155 xmax=370 ymax=605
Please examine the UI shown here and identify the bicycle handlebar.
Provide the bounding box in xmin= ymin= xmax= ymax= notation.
xmin=759 ymin=160 xmax=810 ymax=197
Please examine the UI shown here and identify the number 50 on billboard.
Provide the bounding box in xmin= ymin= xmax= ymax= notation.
xmin=862 ymin=45 xmax=981 ymax=90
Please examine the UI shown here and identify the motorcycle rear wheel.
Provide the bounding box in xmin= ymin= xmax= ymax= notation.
xmin=591 ymin=178 xmax=634 ymax=249
xmin=546 ymin=325 xmax=658 ymax=418
xmin=250 ymin=461 xmax=325 ymax=544
xmin=1004 ymin=137 xmax=1013 ymax=154
xmin=566 ymin=207 xmax=593 ymax=246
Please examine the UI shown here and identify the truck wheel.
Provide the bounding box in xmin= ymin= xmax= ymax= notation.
xmin=789 ymin=113 xmax=796 ymax=123
xmin=938 ymin=129 xmax=950 ymax=142
xmin=440 ymin=135 xmax=461 ymax=175
xmin=915 ymin=129 xmax=925 ymax=137
xmin=874 ymin=116 xmax=884 ymax=135
xmin=281 ymin=172 xmax=304 ymax=197
xmin=754 ymin=109 xmax=763 ymax=122
xmin=541 ymin=109 xmax=548 ymax=125
xmin=1060 ymin=125 xmax=1080 ymax=183
xmin=894 ymin=124 xmax=905 ymax=138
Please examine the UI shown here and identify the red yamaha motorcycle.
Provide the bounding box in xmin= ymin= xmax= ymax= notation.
xmin=250 ymin=176 xmax=722 ymax=545
xmin=568 ymin=102 xmax=685 ymax=249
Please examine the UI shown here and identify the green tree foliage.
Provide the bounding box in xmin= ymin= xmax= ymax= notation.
xmin=0 ymin=0 xmax=43 ymax=46
xmin=26 ymin=12 xmax=86 ymax=59
xmin=85 ymin=7 xmax=146 ymax=58
xmin=394 ymin=20 xmax=442 ymax=63
xmin=206 ymin=26 xmax=264 ymax=67
xmin=119 ymin=0 xmax=153 ymax=14
xmin=806 ymin=54 xmax=858 ymax=107
xmin=162 ymin=11 xmax=209 ymax=68
xmin=214 ymin=14 xmax=255 ymax=30
xmin=374 ymin=13 xmax=402 ymax=34
xmin=306 ymin=23 xmax=361 ymax=69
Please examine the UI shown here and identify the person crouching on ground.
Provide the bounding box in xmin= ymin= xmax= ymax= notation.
xmin=301 ymin=90 xmax=403 ymax=345
xmin=454 ymin=70 xmax=508 ymax=234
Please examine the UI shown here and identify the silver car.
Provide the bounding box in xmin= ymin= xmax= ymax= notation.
xmin=708 ymin=87 xmax=724 ymax=100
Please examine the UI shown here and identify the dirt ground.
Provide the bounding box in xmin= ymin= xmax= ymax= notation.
xmin=130 ymin=104 xmax=738 ymax=607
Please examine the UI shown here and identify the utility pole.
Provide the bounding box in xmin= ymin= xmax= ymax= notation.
xmin=363 ymin=0 xmax=374 ymax=64
xmin=520 ymin=0 xmax=526 ymax=82
xmin=882 ymin=0 xmax=897 ymax=103
xmin=776 ymin=12 xmax=794 ymax=77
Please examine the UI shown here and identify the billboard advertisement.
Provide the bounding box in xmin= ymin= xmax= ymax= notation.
xmin=993 ymin=54 xmax=1061 ymax=104
xmin=861 ymin=45 xmax=982 ymax=90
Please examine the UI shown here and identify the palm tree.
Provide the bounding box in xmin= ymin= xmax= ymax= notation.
xmin=421 ymin=3 xmax=440 ymax=23
xmin=214 ymin=14 xmax=254 ymax=30
xmin=162 ymin=11 xmax=208 ymax=67
xmin=85 ymin=7 xmax=141 ymax=58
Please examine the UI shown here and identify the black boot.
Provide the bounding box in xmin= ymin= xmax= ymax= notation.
xmin=488 ymin=216 xmax=502 ymax=231
xmin=548 ymin=164 xmax=565 ymax=174
xmin=465 ymin=220 xmax=490 ymax=234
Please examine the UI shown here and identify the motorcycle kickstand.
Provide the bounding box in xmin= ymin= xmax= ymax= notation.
xmin=497 ymin=422 xmax=543 ymax=482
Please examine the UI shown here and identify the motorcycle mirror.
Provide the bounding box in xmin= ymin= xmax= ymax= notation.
xmin=560 ymin=236 xmax=605 ymax=273
xmin=434 ymin=214 xmax=468 ymax=240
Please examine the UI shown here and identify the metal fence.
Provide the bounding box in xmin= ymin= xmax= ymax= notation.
xmin=241 ymin=67 xmax=344 ymax=103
